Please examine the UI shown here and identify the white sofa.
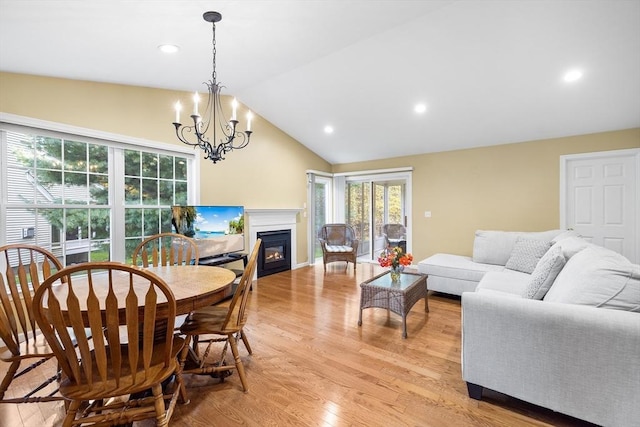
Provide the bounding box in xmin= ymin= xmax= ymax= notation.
xmin=417 ymin=229 xmax=563 ymax=296
xmin=421 ymin=229 xmax=640 ymax=426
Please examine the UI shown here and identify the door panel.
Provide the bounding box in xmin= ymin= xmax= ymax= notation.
xmin=309 ymin=175 xmax=332 ymax=263
xmin=563 ymin=150 xmax=638 ymax=263
xmin=604 ymin=184 xmax=623 ymax=224
xmin=346 ymin=181 xmax=371 ymax=257
xmin=372 ymin=184 xmax=386 ymax=258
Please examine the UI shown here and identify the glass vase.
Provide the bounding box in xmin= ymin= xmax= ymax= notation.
xmin=390 ymin=265 xmax=403 ymax=283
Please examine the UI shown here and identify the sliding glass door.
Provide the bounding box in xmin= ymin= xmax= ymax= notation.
xmin=346 ymin=178 xmax=407 ymax=261
xmin=307 ymin=168 xmax=411 ymax=265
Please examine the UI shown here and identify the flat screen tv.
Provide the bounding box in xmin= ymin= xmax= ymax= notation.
xmin=171 ymin=205 xmax=244 ymax=259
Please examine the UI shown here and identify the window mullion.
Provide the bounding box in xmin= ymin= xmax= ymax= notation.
xmin=111 ymin=147 xmax=126 ymax=262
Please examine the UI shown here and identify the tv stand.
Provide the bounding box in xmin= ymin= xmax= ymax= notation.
xmin=198 ymin=253 xmax=248 ymax=278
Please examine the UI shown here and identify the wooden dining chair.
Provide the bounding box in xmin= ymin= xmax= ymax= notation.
xmin=178 ymin=239 xmax=261 ymax=392
xmin=0 ymin=243 xmax=65 ymax=404
xmin=32 ymin=262 xmax=186 ymax=426
xmin=133 ymin=232 xmax=200 ymax=333
xmin=132 ymin=232 xmax=200 ymax=267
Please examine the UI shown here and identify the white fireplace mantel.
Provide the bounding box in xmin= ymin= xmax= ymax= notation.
xmin=245 ymin=208 xmax=302 ymax=228
xmin=245 ymin=208 xmax=303 ymax=276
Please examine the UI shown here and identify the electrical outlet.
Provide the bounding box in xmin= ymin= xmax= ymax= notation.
xmin=424 ymin=211 xmax=432 ymax=218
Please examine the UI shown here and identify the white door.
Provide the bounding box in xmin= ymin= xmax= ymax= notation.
xmin=561 ymin=148 xmax=640 ymax=263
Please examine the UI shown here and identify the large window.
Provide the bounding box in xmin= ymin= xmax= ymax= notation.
xmin=123 ymin=149 xmax=189 ymax=262
xmin=1 ymin=119 xmax=196 ymax=266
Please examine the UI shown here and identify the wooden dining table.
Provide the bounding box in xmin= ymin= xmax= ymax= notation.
xmin=43 ymin=264 xmax=237 ymax=325
xmin=146 ymin=265 xmax=237 ymax=317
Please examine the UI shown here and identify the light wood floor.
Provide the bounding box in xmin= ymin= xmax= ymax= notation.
xmin=1 ymin=263 xmax=596 ymax=427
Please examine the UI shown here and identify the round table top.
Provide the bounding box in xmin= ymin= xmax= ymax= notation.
xmin=144 ymin=265 xmax=237 ymax=314
xmin=44 ymin=264 xmax=237 ymax=324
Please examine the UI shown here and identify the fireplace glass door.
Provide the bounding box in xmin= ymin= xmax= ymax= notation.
xmin=257 ymin=229 xmax=291 ymax=277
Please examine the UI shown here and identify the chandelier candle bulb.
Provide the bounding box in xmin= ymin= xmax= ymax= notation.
xmin=193 ymin=92 xmax=200 ymax=116
xmin=247 ymin=111 xmax=253 ymax=131
xmin=231 ymin=98 xmax=238 ymax=120
xmin=174 ymin=102 xmax=181 ymax=123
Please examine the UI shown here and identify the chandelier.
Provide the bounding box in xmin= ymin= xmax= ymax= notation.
xmin=172 ymin=11 xmax=253 ymax=163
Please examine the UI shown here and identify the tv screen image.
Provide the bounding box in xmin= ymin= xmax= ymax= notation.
xmin=171 ymin=205 xmax=244 ymax=259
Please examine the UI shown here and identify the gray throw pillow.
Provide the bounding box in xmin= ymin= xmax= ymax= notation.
xmin=505 ymin=237 xmax=551 ymax=274
xmin=523 ymin=245 xmax=566 ymax=299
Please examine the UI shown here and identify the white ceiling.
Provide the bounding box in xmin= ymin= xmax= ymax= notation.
xmin=1 ymin=0 xmax=639 ymax=164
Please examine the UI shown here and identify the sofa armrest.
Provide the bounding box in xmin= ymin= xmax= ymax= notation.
xmin=461 ymin=292 xmax=640 ymax=427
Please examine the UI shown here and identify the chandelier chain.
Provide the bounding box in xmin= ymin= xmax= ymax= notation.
xmin=211 ymin=21 xmax=217 ymax=83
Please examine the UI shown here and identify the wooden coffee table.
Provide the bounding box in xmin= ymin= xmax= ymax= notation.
xmin=358 ymin=270 xmax=428 ymax=338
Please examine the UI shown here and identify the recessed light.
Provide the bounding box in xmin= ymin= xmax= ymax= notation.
xmin=158 ymin=44 xmax=180 ymax=54
xmin=563 ymin=69 xmax=583 ymax=83
xmin=324 ymin=125 xmax=334 ymax=134
xmin=414 ymin=103 xmax=427 ymax=114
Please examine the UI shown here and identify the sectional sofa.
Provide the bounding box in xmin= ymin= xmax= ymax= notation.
xmin=418 ymin=230 xmax=640 ymax=427
xmin=418 ymin=229 xmax=564 ymax=296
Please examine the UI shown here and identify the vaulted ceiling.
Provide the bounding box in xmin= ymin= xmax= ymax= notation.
xmin=1 ymin=0 xmax=639 ymax=164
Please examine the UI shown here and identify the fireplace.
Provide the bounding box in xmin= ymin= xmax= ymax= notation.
xmin=257 ymin=229 xmax=292 ymax=277
xmin=246 ymin=208 xmax=302 ymax=280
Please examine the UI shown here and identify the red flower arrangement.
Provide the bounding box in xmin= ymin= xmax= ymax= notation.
xmin=378 ymin=246 xmax=413 ymax=269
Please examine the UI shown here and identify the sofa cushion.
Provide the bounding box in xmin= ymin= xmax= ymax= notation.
xmin=476 ymin=270 xmax=530 ymax=296
xmin=549 ymin=235 xmax=589 ymax=259
xmin=550 ymin=229 xmax=582 ymax=244
xmin=523 ymin=245 xmax=566 ymax=299
xmin=544 ymin=245 xmax=640 ymax=312
xmin=472 ymin=230 xmax=562 ymax=266
xmin=418 ymin=253 xmax=503 ymax=283
xmin=505 ymin=237 xmax=551 ymax=274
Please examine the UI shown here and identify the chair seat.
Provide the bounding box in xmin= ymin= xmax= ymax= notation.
xmin=59 ymin=336 xmax=185 ymax=400
xmin=387 ymin=238 xmax=405 ymax=245
xmin=0 ymin=335 xmax=53 ymax=362
xmin=1 ymin=327 xmax=93 ymax=362
xmin=325 ymin=245 xmax=354 ymax=253
xmin=180 ymin=306 xmax=241 ymax=335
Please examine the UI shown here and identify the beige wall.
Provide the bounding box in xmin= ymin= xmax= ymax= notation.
xmin=332 ymin=128 xmax=640 ymax=260
xmin=0 ymin=72 xmax=331 ymax=264
xmin=2 ymin=72 xmax=639 ymax=266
